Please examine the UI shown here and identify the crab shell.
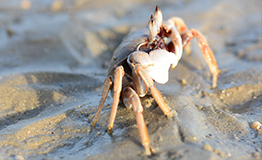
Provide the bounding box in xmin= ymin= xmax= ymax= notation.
xmin=107 ymin=28 xmax=149 ymax=85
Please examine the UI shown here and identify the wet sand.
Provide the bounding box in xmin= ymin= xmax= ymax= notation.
xmin=0 ymin=0 xmax=261 ymax=159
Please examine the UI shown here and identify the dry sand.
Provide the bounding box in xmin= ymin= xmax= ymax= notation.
xmin=0 ymin=0 xmax=261 ymax=159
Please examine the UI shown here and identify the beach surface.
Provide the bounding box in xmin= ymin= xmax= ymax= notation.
xmin=0 ymin=0 xmax=261 ymax=159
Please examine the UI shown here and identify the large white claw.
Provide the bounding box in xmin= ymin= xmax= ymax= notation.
xmin=127 ymin=50 xmax=178 ymax=84
xmin=146 ymin=49 xmax=178 ymax=84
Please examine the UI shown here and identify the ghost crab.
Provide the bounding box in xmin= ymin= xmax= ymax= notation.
xmin=91 ymin=6 xmax=219 ymax=155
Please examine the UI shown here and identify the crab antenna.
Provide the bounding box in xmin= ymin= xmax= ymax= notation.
xmin=154 ymin=5 xmax=163 ymax=30
xmin=148 ymin=14 xmax=158 ymax=41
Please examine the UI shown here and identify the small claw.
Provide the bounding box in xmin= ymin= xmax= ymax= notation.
xmin=163 ymin=20 xmax=183 ymax=61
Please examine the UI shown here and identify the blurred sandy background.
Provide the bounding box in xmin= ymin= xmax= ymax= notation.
xmin=0 ymin=0 xmax=261 ymax=159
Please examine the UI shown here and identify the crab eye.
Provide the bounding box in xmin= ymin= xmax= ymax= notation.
xmin=148 ymin=15 xmax=158 ymax=38
xmin=154 ymin=5 xmax=163 ymax=29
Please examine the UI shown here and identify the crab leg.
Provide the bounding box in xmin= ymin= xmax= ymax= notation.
xmin=181 ymin=29 xmax=220 ymax=88
xmin=134 ymin=64 xmax=173 ymax=117
xmin=91 ymin=77 xmax=112 ymax=127
xmin=122 ymin=87 xmax=152 ymax=155
xmin=108 ymin=66 xmax=125 ymax=133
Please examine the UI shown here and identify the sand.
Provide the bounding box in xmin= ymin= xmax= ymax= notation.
xmin=0 ymin=0 xmax=261 ymax=159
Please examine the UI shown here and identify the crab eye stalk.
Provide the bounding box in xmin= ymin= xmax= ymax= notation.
xmin=154 ymin=5 xmax=163 ymax=30
xmin=148 ymin=15 xmax=158 ymax=41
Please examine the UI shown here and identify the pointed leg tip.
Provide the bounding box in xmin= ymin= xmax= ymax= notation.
xmin=212 ymin=74 xmax=219 ymax=89
xmin=144 ymin=150 xmax=151 ymax=156
xmin=167 ymin=110 xmax=177 ymax=118
xmin=107 ymin=128 xmax=113 ymax=134
xmin=144 ymin=145 xmax=158 ymax=156
xmin=144 ymin=145 xmax=153 ymax=156
xmin=91 ymin=121 xmax=96 ymax=127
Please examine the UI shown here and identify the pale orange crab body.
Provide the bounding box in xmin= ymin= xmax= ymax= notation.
xmin=107 ymin=28 xmax=177 ymax=97
xmin=92 ymin=6 xmax=219 ymax=155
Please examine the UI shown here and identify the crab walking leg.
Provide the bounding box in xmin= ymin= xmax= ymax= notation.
xmin=134 ymin=65 xmax=172 ymax=117
xmin=107 ymin=66 xmax=125 ymax=133
xmin=181 ymin=29 xmax=220 ymax=88
xmin=91 ymin=77 xmax=113 ymax=127
xmin=122 ymin=87 xmax=152 ymax=155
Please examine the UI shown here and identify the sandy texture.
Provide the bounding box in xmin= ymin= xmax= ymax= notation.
xmin=0 ymin=0 xmax=261 ymax=159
